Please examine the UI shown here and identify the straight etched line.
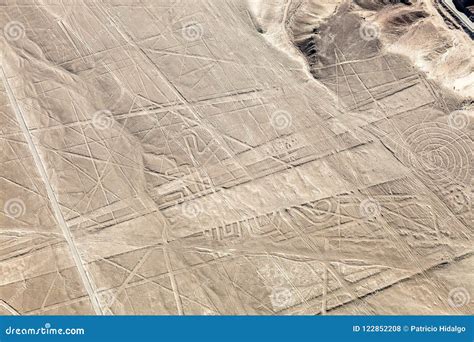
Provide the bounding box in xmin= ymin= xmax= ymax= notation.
xmin=0 ymin=66 xmax=103 ymax=315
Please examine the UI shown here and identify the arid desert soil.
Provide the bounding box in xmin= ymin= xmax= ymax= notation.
xmin=0 ymin=0 xmax=472 ymax=315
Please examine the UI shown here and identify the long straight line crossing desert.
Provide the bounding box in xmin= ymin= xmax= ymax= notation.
xmin=0 ymin=0 xmax=472 ymax=315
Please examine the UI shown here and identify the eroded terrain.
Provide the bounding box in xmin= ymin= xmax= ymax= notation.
xmin=0 ymin=0 xmax=472 ymax=315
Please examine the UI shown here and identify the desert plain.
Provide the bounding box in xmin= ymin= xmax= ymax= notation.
xmin=0 ymin=0 xmax=473 ymax=315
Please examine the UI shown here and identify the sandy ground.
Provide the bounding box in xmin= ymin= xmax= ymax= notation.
xmin=0 ymin=0 xmax=472 ymax=315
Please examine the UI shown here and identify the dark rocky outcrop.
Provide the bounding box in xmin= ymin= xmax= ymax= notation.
xmin=453 ymin=0 xmax=474 ymax=21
